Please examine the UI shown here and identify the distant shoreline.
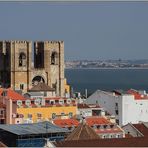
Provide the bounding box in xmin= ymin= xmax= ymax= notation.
xmin=65 ymin=67 xmax=148 ymax=70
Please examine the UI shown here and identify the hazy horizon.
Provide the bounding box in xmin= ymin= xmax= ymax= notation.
xmin=0 ymin=2 xmax=148 ymax=60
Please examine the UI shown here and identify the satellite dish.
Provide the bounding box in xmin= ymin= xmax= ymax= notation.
xmin=34 ymin=98 xmax=41 ymax=106
xmin=25 ymin=99 xmax=31 ymax=107
xmin=17 ymin=100 xmax=22 ymax=107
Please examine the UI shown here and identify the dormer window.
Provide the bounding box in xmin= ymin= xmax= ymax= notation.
xmin=19 ymin=52 xmax=26 ymax=67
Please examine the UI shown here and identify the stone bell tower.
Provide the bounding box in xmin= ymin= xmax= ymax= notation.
xmin=0 ymin=40 xmax=65 ymax=97
xmin=0 ymin=40 xmax=32 ymax=92
xmin=33 ymin=41 xmax=65 ymax=96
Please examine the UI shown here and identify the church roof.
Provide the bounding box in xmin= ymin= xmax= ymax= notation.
xmin=29 ymin=83 xmax=55 ymax=92
xmin=66 ymin=122 xmax=100 ymax=141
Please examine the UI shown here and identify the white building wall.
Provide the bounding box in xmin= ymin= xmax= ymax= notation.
xmin=86 ymin=90 xmax=148 ymax=126
xmin=121 ymin=95 xmax=135 ymax=125
xmin=122 ymin=96 xmax=148 ymax=125
xmin=85 ymin=90 xmax=116 ymax=115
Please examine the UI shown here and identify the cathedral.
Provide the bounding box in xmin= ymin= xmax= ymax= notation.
xmin=0 ymin=40 xmax=65 ymax=97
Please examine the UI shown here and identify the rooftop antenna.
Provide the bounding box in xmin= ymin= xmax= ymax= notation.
xmin=85 ymin=89 xmax=88 ymax=99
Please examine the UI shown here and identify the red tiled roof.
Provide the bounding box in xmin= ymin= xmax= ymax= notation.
xmin=0 ymin=88 xmax=26 ymax=101
xmin=85 ymin=116 xmax=111 ymax=126
xmin=132 ymin=123 xmax=148 ymax=137
xmin=95 ymin=128 xmax=122 ymax=134
xmin=53 ymin=119 xmax=79 ymax=128
xmin=127 ymin=89 xmax=148 ymax=100
xmin=88 ymin=104 xmax=101 ymax=108
xmin=54 ymin=137 xmax=148 ymax=147
xmin=77 ymin=103 xmax=90 ymax=109
xmin=78 ymin=104 xmax=100 ymax=109
xmin=66 ymin=122 xmax=100 ymax=140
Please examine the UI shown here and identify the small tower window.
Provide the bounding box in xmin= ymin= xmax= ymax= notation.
xmin=51 ymin=52 xmax=58 ymax=65
xmin=20 ymin=84 xmax=24 ymax=90
xmin=19 ymin=52 xmax=26 ymax=67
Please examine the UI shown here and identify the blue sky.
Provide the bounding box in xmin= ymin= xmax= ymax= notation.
xmin=0 ymin=2 xmax=148 ymax=60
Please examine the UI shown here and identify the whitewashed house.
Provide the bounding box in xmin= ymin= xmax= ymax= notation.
xmin=86 ymin=89 xmax=148 ymax=126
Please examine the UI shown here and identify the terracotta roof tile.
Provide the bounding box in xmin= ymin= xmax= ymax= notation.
xmin=78 ymin=104 xmax=100 ymax=109
xmin=95 ymin=128 xmax=122 ymax=134
xmin=54 ymin=137 xmax=148 ymax=147
xmin=66 ymin=122 xmax=100 ymax=140
xmin=77 ymin=103 xmax=90 ymax=109
xmin=0 ymin=88 xmax=26 ymax=101
xmin=53 ymin=119 xmax=79 ymax=128
xmin=85 ymin=116 xmax=111 ymax=126
xmin=29 ymin=82 xmax=55 ymax=91
xmin=127 ymin=89 xmax=148 ymax=100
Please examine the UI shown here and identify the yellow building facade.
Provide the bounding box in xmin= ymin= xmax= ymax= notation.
xmin=17 ymin=106 xmax=76 ymax=123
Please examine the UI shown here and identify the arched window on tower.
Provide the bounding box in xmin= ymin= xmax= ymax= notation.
xmin=19 ymin=52 xmax=26 ymax=67
xmin=51 ymin=52 xmax=58 ymax=65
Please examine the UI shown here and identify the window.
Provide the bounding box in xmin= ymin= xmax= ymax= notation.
xmin=115 ymin=103 xmax=118 ymax=114
xmin=52 ymin=113 xmax=56 ymax=119
xmin=50 ymin=100 xmax=55 ymax=105
xmin=51 ymin=52 xmax=58 ymax=65
xmin=20 ymin=84 xmax=24 ymax=90
xmin=2 ymin=91 xmax=7 ymax=96
xmin=116 ymin=119 xmax=119 ymax=125
xmin=28 ymin=114 xmax=32 ymax=119
xmin=61 ymin=112 xmax=65 ymax=116
xmin=0 ymin=110 xmax=4 ymax=114
xmin=115 ymin=110 xmax=118 ymax=115
xmin=104 ymin=125 xmax=107 ymax=129
xmin=37 ymin=113 xmax=42 ymax=118
xmin=102 ymin=135 xmax=106 ymax=139
xmin=19 ymin=52 xmax=26 ymax=67
xmin=69 ymin=112 xmax=73 ymax=118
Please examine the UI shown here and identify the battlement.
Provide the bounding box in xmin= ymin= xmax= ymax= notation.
xmin=0 ymin=40 xmax=31 ymax=44
xmin=35 ymin=40 xmax=64 ymax=44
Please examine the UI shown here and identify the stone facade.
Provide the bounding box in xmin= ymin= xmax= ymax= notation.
xmin=0 ymin=40 xmax=65 ymax=97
